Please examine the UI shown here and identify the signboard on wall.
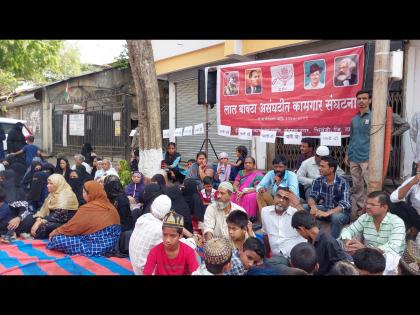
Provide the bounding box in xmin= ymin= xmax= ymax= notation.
xmin=63 ymin=114 xmax=68 ymax=147
xmin=69 ymin=114 xmax=85 ymax=136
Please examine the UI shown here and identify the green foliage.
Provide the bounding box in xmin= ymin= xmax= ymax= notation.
xmin=0 ymin=70 xmax=18 ymax=95
xmin=0 ymin=40 xmax=63 ymax=94
xmin=118 ymin=159 xmax=132 ymax=187
xmin=110 ymin=43 xmax=129 ymax=69
xmin=44 ymin=42 xmax=82 ymax=82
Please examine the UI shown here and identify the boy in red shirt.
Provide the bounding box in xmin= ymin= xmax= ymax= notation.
xmin=143 ymin=210 xmax=199 ymax=275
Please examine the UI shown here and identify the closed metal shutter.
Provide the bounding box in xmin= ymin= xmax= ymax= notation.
xmin=175 ymin=78 xmax=251 ymax=163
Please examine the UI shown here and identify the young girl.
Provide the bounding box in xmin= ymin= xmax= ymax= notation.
xmin=230 ymin=145 xmax=248 ymax=181
xmin=163 ymin=142 xmax=186 ymax=183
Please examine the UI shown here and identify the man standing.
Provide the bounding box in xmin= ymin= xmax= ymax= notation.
xmin=261 ymin=186 xmax=306 ymax=264
xmin=203 ymin=182 xmax=246 ymax=241
xmin=345 ymin=89 xmax=371 ymax=217
xmin=307 ymin=156 xmax=351 ymax=238
xmin=256 ymin=155 xmax=299 ymax=210
xmin=297 ymin=145 xmax=345 ymax=201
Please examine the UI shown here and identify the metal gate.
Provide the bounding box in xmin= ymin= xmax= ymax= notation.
xmin=52 ymin=92 xmax=131 ymax=161
xmin=275 ymin=90 xmax=404 ymax=181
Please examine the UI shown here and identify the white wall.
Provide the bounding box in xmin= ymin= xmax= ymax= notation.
xmin=152 ymin=40 xmax=224 ymax=61
xmin=402 ymin=40 xmax=420 ymax=178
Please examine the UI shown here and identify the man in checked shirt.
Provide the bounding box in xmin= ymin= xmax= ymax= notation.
xmin=305 ymin=155 xmax=351 ymax=239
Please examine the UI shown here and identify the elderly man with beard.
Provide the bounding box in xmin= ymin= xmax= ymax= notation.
xmin=334 ymin=57 xmax=358 ymax=86
xmin=203 ymin=182 xmax=246 ymax=241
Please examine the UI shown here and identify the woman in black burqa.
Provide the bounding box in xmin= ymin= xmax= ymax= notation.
xmin=104 ymin=180 xmax=134 ymax=232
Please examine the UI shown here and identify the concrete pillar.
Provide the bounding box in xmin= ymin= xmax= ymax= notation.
xmin=368 ymin=40 xmax=390 ymax=192
xmin=169 ymin=81 xmax=176 ymax=143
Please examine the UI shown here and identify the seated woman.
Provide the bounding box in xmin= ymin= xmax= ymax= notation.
xmin=182 ymin=178 xmax=206 ymax=234
xmin=76 ymin=164 xmax=92 ymax=182
xmin=231 ymin=156 xmax=264 ymax=222
xmin=68 ymin=170 xmax=86 ymax=206
xmin=28 ymin=163 xmax=53 ymax=212
xmin=55 ymin=157 xmax=71 ymax=182
xmin=22 ymin=160 xmax=43 ymax=192
xmin=0 ymin=169 xmax=32 ymax=237
xmin=124 ymin=171 xmax=145 ymax=209
xmin=28 ymin=174 xmax=79 ymax=239
xmin=104 ymin=180 xmax=134 ymax=232
xmin=47 ymin=181 xmax=121 ymax=256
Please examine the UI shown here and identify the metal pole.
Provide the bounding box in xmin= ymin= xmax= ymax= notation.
xmin=368 ymin=40 xmax=390 ymax=192
xmin=205 ymin=104 xmax=209 ymax=156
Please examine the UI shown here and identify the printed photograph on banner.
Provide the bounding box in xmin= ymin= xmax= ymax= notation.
xmin=271 ymin=64 xmax=294 ymax=92
xmin=238 ymin=128 xmax=253 ymax=140
xmin=223 ymin=71 xmax=239 ymax=96
xmin=245 ymin=68 xmax=262 ymax=95
xmin=162 ymin=129 xmax=170 ymax=139
xmin=183 ymin=126 xmax=193 ymax=136
xmin=217 ymin=125 xmax=231 ymax=137
xmin=175 ymin=128 xmax=183 ymax=137
xmin=320 ymin=132 xmax=341 ymax=146
xmin=194 ymin=123 xmax=204 ymax=135
xmin=283 ymin=131 xmax=302 ymax=145
xmin=334 ymin=54 xmax=359 ymax=87
xmin=304 ymin=59 xmax=326 ymax=90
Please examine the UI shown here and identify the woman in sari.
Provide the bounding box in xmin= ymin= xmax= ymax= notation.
xmin=47 ymin=181 xmax=121 ymax=256
xmin=231 ymin=156 xmax=264 ymax=221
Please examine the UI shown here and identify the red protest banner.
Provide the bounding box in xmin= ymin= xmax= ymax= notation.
xmin=218 ymin=46 xmax=365 ymax=137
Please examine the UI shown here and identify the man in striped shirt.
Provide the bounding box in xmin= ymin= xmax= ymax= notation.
xmin=340 ymin=191 xmax=406 ymax=257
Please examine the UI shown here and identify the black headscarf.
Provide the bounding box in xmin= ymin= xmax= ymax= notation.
xmin=166 ymin=185 xmax=193 ymax=233
xmin=141 ymin=183 xmax=164 ymax=215
xmin=76 ymin=164 xmax=92 ymax=183
xmin=182 ymin=178 xmax=206 ymax=222
xmin=0 ymin=169 xmax=26 ymax=203
xmin=22 ymin=160 xmax=43 ymax=188
xmin=68 ymin=169 xmax=85 ymax=206
xmin=55 ymin=157 xmax=71 ymax=182
xmin=42 ymin=162 xmax=56 ymax=176
xmin=151 ymin=174 xmax=166 ymax=191
xmin=28 ymin=169 xmax=49 ymax=202
xmin=10 ymin=160 xmax=27 ymax=183
xmin=81 ymin=143 xmax=93 ymax=165
xmin=104 ymin=180 xmax=125 ymax=201
xmin=104 ymin=180 xmax=133 ymax=232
